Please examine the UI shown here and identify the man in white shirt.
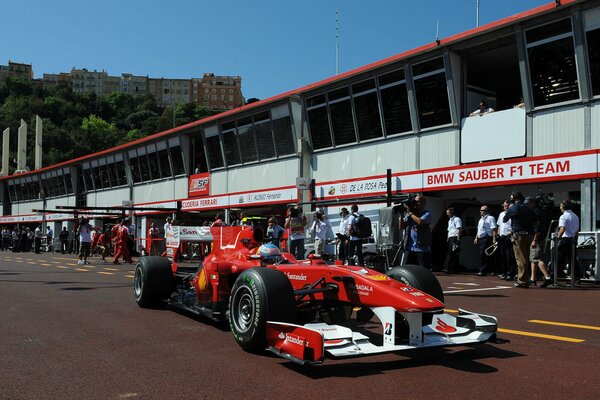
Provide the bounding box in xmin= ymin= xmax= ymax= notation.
xmin=497 ymin=200 xmax=516 ymax=280
xmin=336 ymin=208 xmax=350 ymax=263
xmin=311 ymin=211 xmax=330 ymax=255
xmin=556 ymin=200 xmax=580 ymax=282
xmin=474 ymin=205 xmax=497 ymax=276
xmin=443 ymin=207 xmax=462 ymax=274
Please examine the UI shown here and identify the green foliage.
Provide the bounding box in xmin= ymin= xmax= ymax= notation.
xmin=0 ymin=78 xmax=221 ymax=165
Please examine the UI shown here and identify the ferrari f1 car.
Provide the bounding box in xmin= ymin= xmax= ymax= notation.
xmin=134 ymin=226 xmax=498 ymax=365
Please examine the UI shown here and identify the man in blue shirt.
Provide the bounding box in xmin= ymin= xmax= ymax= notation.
xmin=400 ymin=195 xmax=432 ymax=270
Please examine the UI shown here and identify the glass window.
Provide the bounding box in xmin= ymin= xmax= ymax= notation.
xmin=352 ymin=80 xmax=382 ymax=141
xmin=83 ymin=168 xmax=95 ymax=191
xmin=222 ymin=128 xmax=241 ymax=166
xmin=129 ymin=155 xmax=142 ymax=184
xmin=146 ymin=144 xmax=161 ymax=180
xmin=329 ymin=98 xmax=355 ymax=146
xmin=379 ymin=70 xmax=412 ymax=135
xmin=192 ymin=136 xmax=208 ymax=173
xmin=307 ymin=96 xmax=331 ymax=150
xmin=527 ymin=19 xmax=579 ymax=106
xmin=586 ymin=9 xmax=600 ymax=97
xmin=254 ymin=112 xmax=276 ymax=160
xmin=272 ymin=116 xmax=295 ymax=156
xmin=205 ymin=133 xmax=224 ymax=169
xmin=412 ymin=58 xmax=451 ymax=129
xmin=170 ymin=145 xmax=185 ymax=175
xmin=237 ymin=117 xmax=258 ymax=163
xmin=115 ymin=160 xmax=128 ymax=185
xmin=65 ymin=173 xmax=73 ymax=194
xmin=586 ymin=27 xmax=600 ymax=96
xmin=158 ymin=147 xmax=173 ymax=177
xmin=9 ymin=184 xmax=18 ymax=201
xmin=99 ymin=164 xmax=110 ymax=189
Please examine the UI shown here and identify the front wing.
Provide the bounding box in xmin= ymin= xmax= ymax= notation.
xmin=266 ymin=308 xmax=498 ymax=365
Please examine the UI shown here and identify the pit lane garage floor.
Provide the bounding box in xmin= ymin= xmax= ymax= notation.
xmin=1 ymin=252 xmax=599 ymax=400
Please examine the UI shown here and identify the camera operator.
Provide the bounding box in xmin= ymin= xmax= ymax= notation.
xmin=399 ymin=195 xmax=432 ymax=270
xmin=284 ymin=205 xmax=307 ymax=260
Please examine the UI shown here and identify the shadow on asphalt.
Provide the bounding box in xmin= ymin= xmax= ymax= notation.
xmin=282 ymin=344 xmax=523 ymax=378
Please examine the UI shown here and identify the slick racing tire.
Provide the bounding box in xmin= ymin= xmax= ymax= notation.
xmin=229 ymin=268 xmax=296 ymax=353
xmin=386 ymin=265 xmax=444 ymax=325
xmin=134 ymin=256 xmax=173 ymax=308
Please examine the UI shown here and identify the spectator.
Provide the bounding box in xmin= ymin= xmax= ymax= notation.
xmin=284 ymin=205 xmax=307 ymax=260
xmin=443 ymin=207 xmax=462 ymax=274
xmin=311 ymin=211 xmax=330 ymax=255
xmin=497 ymin=200 xmax=516 ymax=281
xmin=211 ymin=214 xmax=226 ymax=227
xmin=1 ymin=226 xmax=11 ymax=251
xmin=12 ymin=227 xmax=20 ymax=253
xmin=336 ymin=208 xmax=351 ymax=263
xmin=46 ymin=226 xmax=54 ymax=251
xmin=148 ymin=223 xmax=160 ymax=256
xmin=527 ymin=198 xmax=552 ymax=287
xmin=474 ymin=205 xmax=497 ymax=276
xmin=77 ymin=218 xmax=92 ymax=265
xmin=59 ymin=227 xmax=70 ymax=254
xmin=348 ymin=204 xmax=365 ymax=266
xmin=547 ymin=200 xmax=580 ymax=286
xmin=34 ymin=225 xmax=43 ymax=254
xmin=400 ymin=195 xmax=432 ymax=270
xmin=503 ymin=192 xmax=539 ymax=288
xmin=470 ymin=99 xmax=495 ymax=116
xmin=265 ymin=217 xmax=285 ymax=248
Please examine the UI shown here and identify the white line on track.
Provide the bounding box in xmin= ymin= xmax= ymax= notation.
xmin=444 ymin=285 xmax=513 ymax=294
xmin=452 ymin=283 xmax=480 ymax=286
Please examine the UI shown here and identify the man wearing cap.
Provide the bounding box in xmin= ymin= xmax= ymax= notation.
xmin=474 ymin=205 xmax=497 ymax=276
xmin=503 ymin=192 xmax=539 ymax=288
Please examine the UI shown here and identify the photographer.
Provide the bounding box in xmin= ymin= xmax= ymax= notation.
xmin=284 ymin=205 xmax=307 ymax=260
xmin=399 ymin=195 xmax=432 ymax=270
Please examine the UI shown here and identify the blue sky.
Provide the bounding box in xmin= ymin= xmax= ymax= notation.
xmin=2 ymin=0 xmax=550 ymax=101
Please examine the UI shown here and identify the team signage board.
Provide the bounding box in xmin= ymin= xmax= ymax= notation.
xmin=422 ymin=150 xmax=597 ymax=191
xmin=314 ymin=150 xmax=598 ymax=199
xmin=165 ymin=226 xmax=180 ymax=248
xmin=188 ymin=173 xmax=210 ymax=197
xmin=182 ymin=186 xmax=298 ymax=211
xmin=315 ymin=172 xmax=421 ymax=200
xmin=178 ymin=226 xmax=212 ymax=241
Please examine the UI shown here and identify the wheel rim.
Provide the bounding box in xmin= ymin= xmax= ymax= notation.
xmin=134 ymin=267 xmax=143 ymax=299
xmin=231 ymin=286 xmax=255 ymax=334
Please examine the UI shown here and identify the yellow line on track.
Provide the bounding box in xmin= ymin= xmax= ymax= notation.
xmin=103 ymin=268 xmax=118 ymax=271
xmin=55 ymin=266 xmax=68 ymax=269
xmin=124 ymin=275 xmax=134 ymax=278
xmin=497 ymin=328 xmax=585 ymax=343
xmin=74 ymin=268 xmax=89 ymax=272
xmin=40 ymin=264 xmax=53 ymax=266
xmin=528 ymin=319 xmax=600 ymax=331
xmin=97 ymin=271 xmax=114 ymax=276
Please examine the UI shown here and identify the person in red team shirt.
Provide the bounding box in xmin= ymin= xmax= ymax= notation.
xmin=90 ymin=226 xmax=101 ymax=257
xmin=113 ymin=218 xmax=133 ymax=264
xmin=97 ymin=229 xmax=111 ymax=263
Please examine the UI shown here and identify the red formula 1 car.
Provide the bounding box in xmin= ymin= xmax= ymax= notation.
xmin=134 ymin=226 xmax=498 ymax=365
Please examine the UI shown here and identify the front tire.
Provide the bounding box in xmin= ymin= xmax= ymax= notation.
xmin=134 ymin=256 xmax=173 ymax=308
xmin=387 ymin=265 xmax=444 ymax=326
xmin=229 ymin=268 xmax=296 ymax=352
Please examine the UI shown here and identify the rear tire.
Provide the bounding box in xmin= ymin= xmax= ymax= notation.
xmin=134 ymin=256 xmax=173 ymax=308
xmin=229 ymin=268 xmax=296 ymax=352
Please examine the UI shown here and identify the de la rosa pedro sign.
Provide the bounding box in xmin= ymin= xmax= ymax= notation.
xmin=423 ymin=151 xmax=597 ymax=190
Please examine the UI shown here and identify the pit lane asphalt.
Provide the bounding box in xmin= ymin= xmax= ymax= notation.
xmin=1 ymin=252 xmax=599 ymax=400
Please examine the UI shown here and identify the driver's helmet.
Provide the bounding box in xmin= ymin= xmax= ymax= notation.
xmin=257 ymin=243 xmax=283 ymax=264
